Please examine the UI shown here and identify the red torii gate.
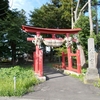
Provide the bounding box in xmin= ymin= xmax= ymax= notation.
xmin=22 ymin=25 xmax=81 ymax=77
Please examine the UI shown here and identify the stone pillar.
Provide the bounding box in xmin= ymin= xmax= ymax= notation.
xmin=84 ymin=38 xmax=99 ymax=84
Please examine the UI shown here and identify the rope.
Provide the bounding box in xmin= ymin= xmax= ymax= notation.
xmin=32 ymin=35 xmax=43 ymax=47
xmin=43 ymin=39 xmax=64 ymax=47
xmin=64 ymin=37 xmax=73 ymax=48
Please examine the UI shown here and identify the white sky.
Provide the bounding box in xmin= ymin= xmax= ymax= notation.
xmin=8 ymin=0 xmax=49 ymax=17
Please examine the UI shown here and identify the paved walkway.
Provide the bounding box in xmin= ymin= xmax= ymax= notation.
xmin=1 ymin=64 xmax=100 ymax=100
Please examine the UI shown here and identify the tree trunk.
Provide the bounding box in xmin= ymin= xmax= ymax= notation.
xmin=73 ymin=1 xmax=88 ymax=26
xmin=74 ymin=0 xmax=80 ymax=23
xmin=72 ymin=0 xmax=88 ymax=67
xmin=71 ymin=0 xmax=74 ymax=29
xmin=50 ymin=47 xmax=53 ymax=62
xmin=10 ymin=40 xmax=16 ymax=65
xmin=95 ymin=5 xmax=98 ymax=34
xmin=88 ymin=0 xmax=93 ymax=35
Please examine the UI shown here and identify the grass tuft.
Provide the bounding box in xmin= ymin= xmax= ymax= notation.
xmin=0 ymin=65 xmax=39 ymax=96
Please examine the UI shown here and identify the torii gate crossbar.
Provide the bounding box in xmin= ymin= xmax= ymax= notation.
xmin=22 ymin=25 xmax=81 ymax=77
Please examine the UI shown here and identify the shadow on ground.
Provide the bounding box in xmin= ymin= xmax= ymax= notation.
xmin=43 ymin=63 xmax=68 ymax=80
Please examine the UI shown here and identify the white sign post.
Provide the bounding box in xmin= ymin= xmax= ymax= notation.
xmin=13 ymin=76 xmax=16 ymax=92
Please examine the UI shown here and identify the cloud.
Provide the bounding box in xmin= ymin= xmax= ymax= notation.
xmin=9 ymin=0 xmax=49 ymax=9
xmin=9 ymin=0 xmax=41 ymax=11
xmin=9 ymin=0 xmax=27 ymax=10
xmin=8 ymin=0 xmax=49 ymax=17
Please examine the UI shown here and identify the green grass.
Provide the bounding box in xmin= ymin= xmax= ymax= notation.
xmin=94 ymin=79 xmax=100 ymax=88
xmin=0 ymin=66 xmax=39 ymax=96
xmin=68 ymin=68 xmax=87 ymax=82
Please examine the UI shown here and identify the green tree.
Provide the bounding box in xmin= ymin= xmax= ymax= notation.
xmin=0 ymin=9 xmax=28 ymax=64
xmin=29 ymin=0 xmax=72 ymax=61
xmin=75 ymin=15 xmax=90 ymax=59
xmin=0 ymin=0 xmax=9 ymax=57
xmin=0 ymin=0 xmax=9 ymax=19
xmin=29 ymin=0 xmax=71 ymax=28
xmin=91 ymin=0 xmax=99 ymax=34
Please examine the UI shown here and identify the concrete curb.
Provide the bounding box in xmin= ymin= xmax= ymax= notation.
xmin=0 ymin=97 xmax=43 ymax=100
xmin=64 ymin=70 xmax=81 ymax=76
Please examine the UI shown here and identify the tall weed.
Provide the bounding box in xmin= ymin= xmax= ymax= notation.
xmin=0 ymin=66 xmax=39 ymax=96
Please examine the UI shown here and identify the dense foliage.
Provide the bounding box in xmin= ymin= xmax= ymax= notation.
xmin=0 ymin=0 xmax=9 ymax=19
xmin=0 ymin=0 xmax=100 ymax=64
xmin=0 ymin=66 xmax=39 ymax=96
xmin=29 ymin=0 xmax=100 ymax=61
xmin=29 ymin=0 xmax=71 ymax=28
xmin=75 ymin=15 xmax=90 ymax=59
xmin=0 ymin=9 xmax=34 ymax=64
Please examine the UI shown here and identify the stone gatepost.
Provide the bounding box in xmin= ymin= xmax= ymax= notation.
xmin=84 ymin=38 xmax=99 ymax=84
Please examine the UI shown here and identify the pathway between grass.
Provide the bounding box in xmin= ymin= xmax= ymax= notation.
xmin=1 ymin=64 xmax=100 ymax=100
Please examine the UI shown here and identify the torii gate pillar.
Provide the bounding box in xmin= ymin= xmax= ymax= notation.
xmin=22 ymin=25 xmax=81 ymax=77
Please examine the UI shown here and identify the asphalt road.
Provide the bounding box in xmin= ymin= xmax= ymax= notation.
xmin=0 ymin=65 xmax=100 ymax=100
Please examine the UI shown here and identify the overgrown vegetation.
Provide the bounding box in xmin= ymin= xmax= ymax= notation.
xmin=70 ymin=68 xmax=87 ymax=82
xmin=90 ymin=32 xmax=100 ymax=52
xmin=75 ymin=15 xmax=90 ymax=60
xmin=94 ymin=79 xmax=100 ymax=88
xmin=0 ymin=65 xmax=39 ymax=96
xmin=69 ymin=68 xmax=100 ymax=89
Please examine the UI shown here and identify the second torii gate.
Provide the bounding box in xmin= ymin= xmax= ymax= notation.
xmin=22 ymin=25 xmax=81 ymax=77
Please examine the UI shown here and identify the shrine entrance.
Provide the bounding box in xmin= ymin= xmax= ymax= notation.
xmin=22 ymin=25 xmax=81 ymax=77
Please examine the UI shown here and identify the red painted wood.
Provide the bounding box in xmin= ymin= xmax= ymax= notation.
xmin=67 ymin=47 xmax=72 ymax=70
xmin=22 ymin=25 xmax=81 ymax=34
xmin=70 ymin=53 xmax=77 ymax=56
xmin=62 ymin=52 xmax=66 ymax=69
xmin=27 ymin=38 xmax=34 ymax=41
xmin=52 ymin=34 xmax=56 ymax=38
xmin=66 ymin=33 xmax=70 ymax=37
xmin=35 ymin=32 xmax=40 ymax=75
xmin=36 ymin=32 xmax=40 ymax=36
xmin=38 ymin=50 xmax=43 ymax=77
xmin=33 ymin=52 xmax=36 ymax=72
xmin=76 ymin=50 xmax=81 ymax=73
xmin=35 ymin=46 xmax=39 ymax=74
xmin=71 ymin=68 xmax=78 ymax=72
xmin=22 ymin=25 xmax=82 ymax=76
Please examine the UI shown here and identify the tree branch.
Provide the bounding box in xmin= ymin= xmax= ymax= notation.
xmin=78 ymin=2 xmax=88 ymax=19
xmin=74 ymin=0 xmax=80 ymax=22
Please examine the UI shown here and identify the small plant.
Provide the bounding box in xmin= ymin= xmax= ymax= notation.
xmin=0 ymin=66 xmax=39 ymax=96
xmin=70 ymin=68 xmax=87 ymax=82
xmin=94 ymin=79 xmax=100 ymax=88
